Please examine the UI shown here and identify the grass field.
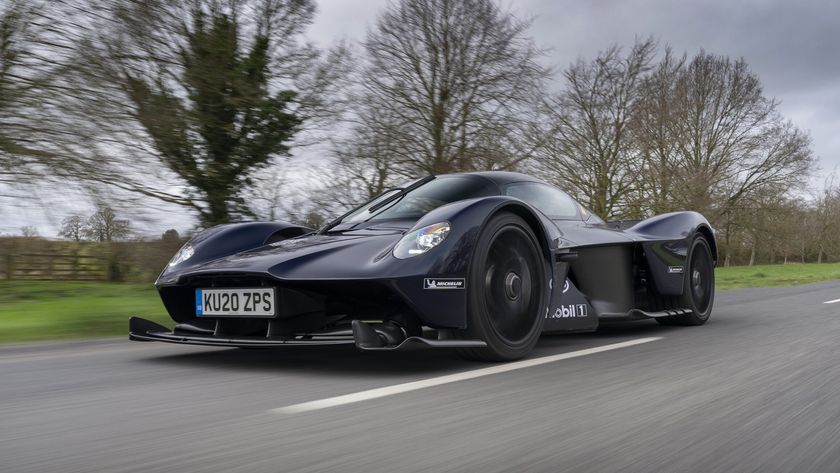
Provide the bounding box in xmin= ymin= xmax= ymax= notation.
xmin=0 ymin=281 xmax=171 ymax=343
xmin=1 ymin=262 xmax=839 ymax=343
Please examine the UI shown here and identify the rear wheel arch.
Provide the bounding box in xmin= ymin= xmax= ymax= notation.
xmin=655 ymin=232 xmax=715 ymax=326
xmin=696 ymin=225 xmax=717 ymax=264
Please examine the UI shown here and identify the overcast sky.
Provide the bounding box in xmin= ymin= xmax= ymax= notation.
xmin=309 ymin=0 xmax=839 ymax=169
xmin=4 ymin=0 xmax=837 ymax=236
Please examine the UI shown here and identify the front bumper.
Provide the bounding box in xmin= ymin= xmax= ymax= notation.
xmin=129 ymin=317 xmax=486 ymax=351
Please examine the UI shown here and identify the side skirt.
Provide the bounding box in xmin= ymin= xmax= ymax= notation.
xmin=598 ymin=308 xmax=692 ymax=321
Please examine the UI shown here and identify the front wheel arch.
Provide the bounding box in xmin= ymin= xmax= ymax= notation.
xmin=485 ymin=203 xmax=553 ymax=266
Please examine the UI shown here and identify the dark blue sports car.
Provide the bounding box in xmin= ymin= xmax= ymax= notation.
xmin=130 ymin=171 xmax=716 ymax=360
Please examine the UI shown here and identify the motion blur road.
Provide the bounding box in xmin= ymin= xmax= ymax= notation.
xmin=3 ymin=281 xmax=840 ymax=472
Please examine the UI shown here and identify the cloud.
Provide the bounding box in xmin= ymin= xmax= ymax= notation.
xmin=522 ymin=0 xmax=840 ymax=170
xmin=312 ymin=0 xmax=840 ymax=171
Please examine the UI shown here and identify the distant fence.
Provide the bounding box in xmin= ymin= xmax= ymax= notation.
xmin=1 ymin=252 xmax=109 ymax=280
xmin=0 ymin=237 xmax=184 ymax=282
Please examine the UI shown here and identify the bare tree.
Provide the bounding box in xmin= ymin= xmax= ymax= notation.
xmin=0 ymin=0 xmax=37 ymax=167
xmin=0 ymin=1 xmax=82 ymax=184
xmin=537 ymin=39 xmax=656 ymax=218
xmin=356 ymin=0 xmax=549 ymax=176
xmin=665 ymin=52 xmax=813 ymax=261
xmin=58 ymin=215 xmax=85 ymax=241
xmin=679 ymin=54 xmax=811 ymax=211
xmin=631 ymin=48 xmax=686 ymax=215
xmin=83 ymin=205 xmax=130 ymax=242
xmin=245 ymin=167 xmax=289 ymax=221
xmin=812 ymin=174 xmax=840 ymax=263
xmin=20 ymin=225 xmax=39 ymax=237
xmin=721 ymin=183 xmax=788 ymax=265
xmin=321 ymin=106 xmax=406 ymax=208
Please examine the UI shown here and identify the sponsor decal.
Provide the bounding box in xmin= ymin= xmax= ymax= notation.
xmin=562 ymin=279 xmax=570 ymax=293
xmin=424 ymin=278 xmax=465 ymax=290
xmin=667 ymin=266 xmax=684 ymax=274
xmin=547 ymin=304 xmax=589 ymax=318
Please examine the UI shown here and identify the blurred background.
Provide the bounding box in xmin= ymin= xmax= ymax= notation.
xmin=2 ymin=0 xmax=839 ymax=342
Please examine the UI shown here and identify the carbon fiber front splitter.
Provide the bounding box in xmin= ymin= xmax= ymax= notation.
xmin=128 ymin=317 xmax=486 ymax=351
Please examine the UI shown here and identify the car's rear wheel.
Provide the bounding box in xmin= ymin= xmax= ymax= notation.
xmin=456 ymin=212 xmax=546 ymax=361
xmin=656 ymin=234 xmax=715 ymax=326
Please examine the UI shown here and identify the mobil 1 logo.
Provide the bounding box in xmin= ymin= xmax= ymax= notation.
xmin=548 ymin=304 xmax=589 ymax=318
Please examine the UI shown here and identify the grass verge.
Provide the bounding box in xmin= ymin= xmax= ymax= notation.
xmin=1 ymin=263 xmax=839 ymax=343
xmin=0 ymin=281 xmax=170 ymax=343
xmin=715 ymin=262 xmax=840 ymax=291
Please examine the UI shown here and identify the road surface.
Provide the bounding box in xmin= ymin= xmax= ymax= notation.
xmin=3 ymin=281 xmax=840 ymax=472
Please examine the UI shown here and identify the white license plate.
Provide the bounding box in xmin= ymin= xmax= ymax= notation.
xmin=195 ymin=288 xmax=276 ymax=317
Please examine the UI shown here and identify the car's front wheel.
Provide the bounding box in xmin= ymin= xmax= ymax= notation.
xmin=456 ymin=212 xmax=546 ymax=361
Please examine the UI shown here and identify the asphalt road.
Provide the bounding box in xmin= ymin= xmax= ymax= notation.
xmin=3 ymin=281 xmax=840 ymax=473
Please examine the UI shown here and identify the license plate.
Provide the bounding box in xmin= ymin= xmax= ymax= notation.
xmin=195 ymin=288 xmax=276 ymax=317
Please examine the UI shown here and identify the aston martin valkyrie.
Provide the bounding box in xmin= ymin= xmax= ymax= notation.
xmin=130 ymin=171 xmax=716 ymax=360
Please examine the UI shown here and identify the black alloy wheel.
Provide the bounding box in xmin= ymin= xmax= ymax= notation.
xmin=457 ymin=212 xmax=546 ymax=361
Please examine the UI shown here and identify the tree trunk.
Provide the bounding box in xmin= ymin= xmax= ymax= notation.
xmin=749 ymin=243 xmax=756 ymax=266
xmin=204 ymin=194 xmax=232 ymax=227
xmin=723 ymin=224 xmax=732 ymax=267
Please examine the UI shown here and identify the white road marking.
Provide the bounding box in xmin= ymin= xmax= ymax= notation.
xmin=271 ymin=337 xmax=662 ymax=414
xmin=824 ymin=298 xmax=840 ymax=304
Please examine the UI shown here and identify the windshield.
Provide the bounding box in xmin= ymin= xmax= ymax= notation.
xmin=504 ymin=182 xmax=580 ymax=220
xmin=339 ymin=176 xmax=495 ymax=225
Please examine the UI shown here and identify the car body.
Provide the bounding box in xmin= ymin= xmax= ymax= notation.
xmin=130 ymin=171 xmax=717 ymax=360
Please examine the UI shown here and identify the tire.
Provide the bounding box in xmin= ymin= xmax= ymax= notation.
xmin=456 ymin=212 xmax=547 ymax=361
xmin=656 ymin=234 xmax=715 ymax=326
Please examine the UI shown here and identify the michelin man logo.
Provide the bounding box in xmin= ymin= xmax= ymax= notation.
xmin=423 ymin=278 xmax=465 ymax=289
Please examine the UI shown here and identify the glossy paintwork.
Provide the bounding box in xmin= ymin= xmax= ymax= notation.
xmin=156 ymin=172 xmax=716 ymax=331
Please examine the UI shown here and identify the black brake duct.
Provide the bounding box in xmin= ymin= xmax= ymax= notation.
xmin=351 ymin=319 xmax=488 ymax=351
xmin=351 ymin=320 xmax=407 ymax=349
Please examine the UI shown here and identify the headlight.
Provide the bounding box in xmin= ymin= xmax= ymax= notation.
xmin=393 ymin=222 xmax=450 ymax=259
xmin=168 ymin=243 xmax=194 ymax=267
